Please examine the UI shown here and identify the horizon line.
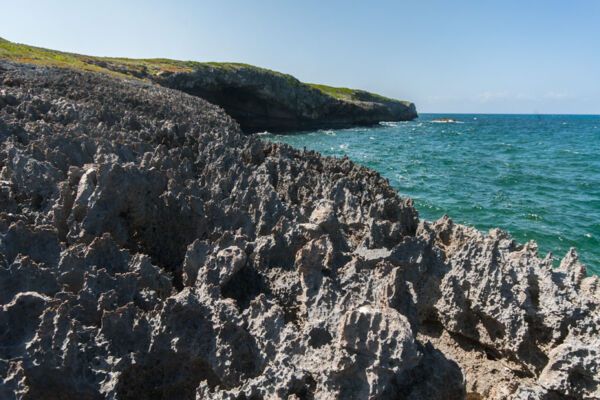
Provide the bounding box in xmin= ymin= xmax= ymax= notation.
xmin=418 ymin=112 xmax=600 ymax=116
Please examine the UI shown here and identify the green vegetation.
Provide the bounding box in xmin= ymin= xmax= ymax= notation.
xmin=201 ymin=62 xmax=302 ymax=86
xmin=0 ymin=37 xmax=298 ymax=81
xmin=307 ymin=84 xmax=359 ymax=100
xmin=308 ymin=83 xmax=411 ymax=105
xmin=0 ymin=38 xmax=117 ymax=75
xmin=0 ymin=37 xmax=200 ymax=80
xmin=0 ymin=37 xmax=407 ymax=104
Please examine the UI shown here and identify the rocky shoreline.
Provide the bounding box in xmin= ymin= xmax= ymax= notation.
xmin=0 ymin=60 xmax=599 ymax=399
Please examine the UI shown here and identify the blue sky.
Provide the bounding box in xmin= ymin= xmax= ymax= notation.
xmin=2 ymin=0 xmax=599 ymax=114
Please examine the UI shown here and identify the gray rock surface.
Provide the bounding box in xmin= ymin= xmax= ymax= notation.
xmin=154 ymin=64 xmax=418 ymax=133
xmin=0 ymin=60 xmax=598 ymax=399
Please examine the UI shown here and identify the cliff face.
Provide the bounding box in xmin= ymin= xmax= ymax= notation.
xmin=1 ymin=60 xmax=599 ymax=400
xmin=154 ymin=65 xmax=417 ymax=133
xmin=0 ymin=38 xmax=418 ymax=134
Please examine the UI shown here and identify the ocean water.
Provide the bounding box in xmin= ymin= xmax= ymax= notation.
xmin=262 ymin=114 xmax=600 ymax=275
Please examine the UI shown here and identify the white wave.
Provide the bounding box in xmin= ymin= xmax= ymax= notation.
xmin=431 ymin=119 xmax=464 ymax=124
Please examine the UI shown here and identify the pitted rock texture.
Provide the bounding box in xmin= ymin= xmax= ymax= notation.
xmin=0 ymin=60 xmax=598 ymax=399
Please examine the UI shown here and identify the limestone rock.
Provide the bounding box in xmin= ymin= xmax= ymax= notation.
xmin=333 ymin=306 xmax=419 ymax=398
xmin=155 ymin=64 xmax=418 ymax=133
xmin=0 ymin=58 xmax=597 ymax=399
xmin=309 ymin=199 xmax=338 ymax=233
xmin=538 ymin=335 xmax=600 ymax=399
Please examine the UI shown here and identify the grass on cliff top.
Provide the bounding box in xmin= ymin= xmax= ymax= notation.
xmin=0 ymin=37 xmax=406 ymax=104
xmin=308 ymin=83 xmax=411 ymax=106
xmin=0 ymin=38 xmax=304 ymax=86
xmin=0 ymin=37 xmax=199 ymax=78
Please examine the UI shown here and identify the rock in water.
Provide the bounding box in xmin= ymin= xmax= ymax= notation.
xmin=0 ymin=59 xmax=598 ymax=399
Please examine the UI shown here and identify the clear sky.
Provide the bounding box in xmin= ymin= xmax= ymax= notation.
xmin=2 ymin=0 xmax=599 ymax=114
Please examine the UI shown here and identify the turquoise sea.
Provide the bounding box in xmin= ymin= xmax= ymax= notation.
xmin=263 ymin=114 xmax=600 ymax=275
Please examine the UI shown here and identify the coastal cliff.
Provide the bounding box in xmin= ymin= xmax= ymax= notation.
xmin=1 ymin=59 xmax=599 ymax=399
xmin=153 ymin=65 xmax=417 ymax=133
xmin=0 ymin=38 xmax=417 ymax=133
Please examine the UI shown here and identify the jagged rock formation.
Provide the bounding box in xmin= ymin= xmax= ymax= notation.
xmin=153 ymin=65 xmax=417 ymax=133
xmin=0 ymin=60 xmax=598 ymax=399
